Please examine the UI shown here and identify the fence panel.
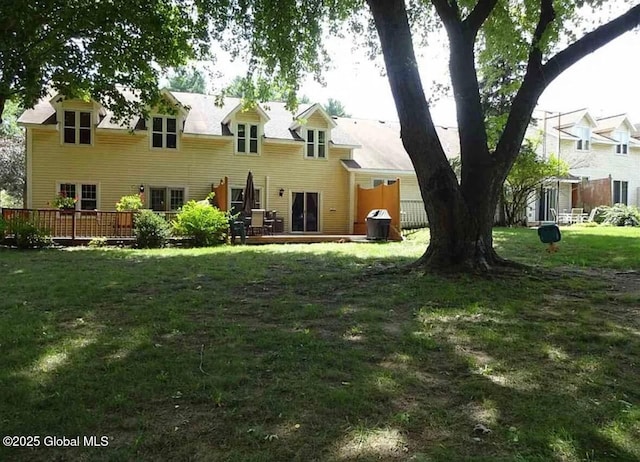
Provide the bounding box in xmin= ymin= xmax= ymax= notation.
xmin=400 ymin=200 xmax=428 ymax=229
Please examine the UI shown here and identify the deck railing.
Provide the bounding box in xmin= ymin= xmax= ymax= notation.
xmin=400 ymin=200 xmax=428 ymax=229
xmin=1 ymin=209 xmax=179 ymax=241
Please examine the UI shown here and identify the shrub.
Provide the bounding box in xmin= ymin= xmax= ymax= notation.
xmin=600 ymin=203 xmax=640 ymax=227
xmin=134 ymin=210 xmax=171 ymax=248
xmin=0 ymin=217 xmax=6 ymax=241
xmin=7 ymin=217 xmax=50 ymax=249
xmin=88 ymin=237 xmax=108 ymax=248
xmin=116 ymin=194 xmax=144 ymax=211
xmin=172 ymin=201 xmax=229 ymax=247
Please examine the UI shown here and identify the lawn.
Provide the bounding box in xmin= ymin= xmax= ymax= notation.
xmin=1 ymin=226 xmax=639 ymax=461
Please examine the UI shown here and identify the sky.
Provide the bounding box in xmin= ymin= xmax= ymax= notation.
xmin=214 ymin=23 xmax=640 ymax=128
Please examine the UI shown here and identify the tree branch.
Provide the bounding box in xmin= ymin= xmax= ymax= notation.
xmin=494 ymin=0 xmax=557 ymax=166
xmin=543 ymin=3 xmax=640 ymax=84
xmin=430 ymin=0 xmax=460 ymax=26
xmin=463 ymin=0 xmax=499 ymax=36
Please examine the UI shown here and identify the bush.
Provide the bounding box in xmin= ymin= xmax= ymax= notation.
xmin=7 ymin=217 xmax=50 ymax=249
xmin=134 ymin=210 xmax=171 ymax=248
xmin=0 ymin=217 xmax=6 ymax=241
xmin=88 ymin=237 xmax=108 ymax=248
xmin=172 ymin=201 xmax=229 ymax=247
xmin=116 ymin=194 xmax=144 ymax=211
xmin=600 ymin=203 xmax=640 ymax=227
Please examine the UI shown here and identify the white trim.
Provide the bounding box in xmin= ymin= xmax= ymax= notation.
xmin=289 ymin=190 xmax=321 ymax=233
xmin=372 ymin=178 xmax=398 ymax=187
xmin=229 ymin=185 xmax=263 ymax=212
xmin=147 ymin=185 xmax=188 ymax=211
xmin=61 ymin=109 xmax=94 ymax=146
xmin=26 ymin=128 xmax=33 ymax=208
xmin=304 ymin=128 xmax=328 ymax=160
xmin=348 ymin=171 xmax=355 ymax=234
xmin=222 ymin=103 xmax=270 ymax=125
xmin=340 ymin=164 xmax=416 ymax=175
xmin=149 ymin=115 xmax=180 ymax=150
xmin=55 ymin=181 xmax=100 ymax=211
xmin=290 ymin=104 xmax=337 ymax=130
xmin=235 ymin=122 xmax=261 ymax=155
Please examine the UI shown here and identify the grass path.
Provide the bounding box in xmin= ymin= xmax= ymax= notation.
xmin=1 ymin=227 xmax=639 ymax=461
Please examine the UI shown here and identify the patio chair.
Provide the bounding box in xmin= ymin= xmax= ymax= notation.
xmin=570 ymin=208 xmax=584 ymax=224
xmin=249 ymin=209 xmax=267 ymax=235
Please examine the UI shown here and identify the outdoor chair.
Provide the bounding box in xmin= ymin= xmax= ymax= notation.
xmin=570 ymin=207 xmax=584 ymax=224
xmin=249 ymin=209 xmax=267 ymax=235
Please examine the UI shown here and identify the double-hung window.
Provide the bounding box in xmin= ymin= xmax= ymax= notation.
xmin=230 ymin=187 xmax=262 ymax=215
xmin=615 ymin=131 xmax=629 ymax=155
xmin=306 ymin=129 xmax=326 ymax=159
xmin=58 ymin=183 xmax=97 ymax=210
xmin=575 ymin=126 xmax=591 ymax=151
xmin=613 ymin=180 xmax=628 ymax=205
xmin=237 ymin=123 xmax=259 ymax=154
xmin=63 ymin=111 xmax=92 ymax=145
xmin=152 ymin=117 xmax=177 ymax=149
xmin=150 ymin=187 xmax=185 ymax=211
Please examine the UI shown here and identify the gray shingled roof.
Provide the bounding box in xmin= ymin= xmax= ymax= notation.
xmin=334 ymin=117 xmax=459 ymax=171
xmin=18 ymin=90 xmax=359 ymax=145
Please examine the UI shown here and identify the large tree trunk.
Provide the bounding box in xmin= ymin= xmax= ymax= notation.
xmin=367 ymin=0 xmax=510 ymax=271
xmin=366 ymin=0 xmax=640 ymax=272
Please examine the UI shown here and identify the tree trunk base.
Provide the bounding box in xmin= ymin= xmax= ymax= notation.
xmin=408 ymin=242 xmax=528 ymax=274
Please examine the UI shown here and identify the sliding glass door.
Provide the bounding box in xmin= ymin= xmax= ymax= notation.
xmin=291 ymin=192 xmax=319 ymax=232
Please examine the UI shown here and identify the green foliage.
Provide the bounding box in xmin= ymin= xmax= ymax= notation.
xmin=0 ymin=216 xmax=6 ymax=240
xmin=502 ymin=140 xmax=569 ymax=226
xmin=51 ymin=193 xmax=77 ymax=209
xmin=323 ymin=98 xmax=350 ymax=117
xmin=0 ymin=190 xmax=22 ymax=208
xmin=88 ymin=237 xmax=108 ymax=248
xmin=172 ymin=201 xmax=229 ymax=247
xmin=134 ymin=210 xmax=170 ymax=249
xmin=5 ymin=217 xmax=50 ymax=249
xmin=167 ymin=67 xmax=207 ymax=94
xmin=600 ymin=204 xmax=640 ymax=227
xmin=0 ymin=100 xmax=25 ymax=200
xmin=0 ymin=0 xmax=213 ymax=123
xmin=115 ymin=194 xmax=143 ymax=212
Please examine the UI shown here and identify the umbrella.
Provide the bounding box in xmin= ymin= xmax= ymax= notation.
xmin=242 ymin=171 xmax=256 ymax=217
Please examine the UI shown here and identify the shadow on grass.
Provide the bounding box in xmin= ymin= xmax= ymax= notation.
xmin=1 ymin=245 xmax=639 ymax=461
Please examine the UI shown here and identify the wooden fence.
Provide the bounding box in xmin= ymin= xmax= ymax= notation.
xmin=1 ymin=209 xmax=178 ymax=242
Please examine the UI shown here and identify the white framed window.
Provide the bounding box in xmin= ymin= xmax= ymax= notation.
xmin=149 ymin=187 xmax=185 ymax=211
xmin=230 ymin=187 xmax=262 ymax=215
xmin=236 ymin=123 xmax=259 ymax=154
xmin=575 ymin=126 xmax=590 ymax=151
xmin=306 ymin=129 xmax=327 ymax=159
xmin=615 ymin=130 xmax=629 ymax=155
xmin=151 ymin=116 xmax=178 ymax=149
xmin=613 ymin=180 xmax=628 ymax=205
xmin=63 ymin=110 xmax=92 ymax=145
xmin=372 ymin=178 xmax=398 ymax=187
xmin=57 ymin=182 xmax=98 ymax=210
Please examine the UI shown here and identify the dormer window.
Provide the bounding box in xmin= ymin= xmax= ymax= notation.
xmin=575 ymin=126 xmax=590 ymax=151
xmin=306 ymin=129 xmax=326 ymax=159
xmin=237 ymin=123 xmax=259 ymax=154
xmin=615 ymin=130 xmax=629 ymax=155
xmin=152 ymin=116 xmax=177 ymax=149
xmin=63 ymin=110 xmax=92 ymax=145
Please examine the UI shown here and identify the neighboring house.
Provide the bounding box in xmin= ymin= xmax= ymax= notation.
xmin=526 ymin=109 xmax=640 ymax=222
xmin=18 ymin=90 xmax=456 ymax=234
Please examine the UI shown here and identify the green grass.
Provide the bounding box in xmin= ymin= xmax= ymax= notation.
xmin=1 ymin=227 xmax=640 ymax=461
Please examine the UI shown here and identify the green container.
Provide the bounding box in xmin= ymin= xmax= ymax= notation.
xmin=537 ymin=223 xmax=561 ymax=244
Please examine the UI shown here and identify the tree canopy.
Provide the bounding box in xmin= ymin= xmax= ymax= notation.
xmin=212 ymin=0 xmax=639 ymax=270
xmin=0 ymin=0 xmax=213 ymax=122
xmin=0 ymin=99 xmax=24 ymax=201
xmin=167 ymin=67 xmax=208 ymax=94
xmin=324 ymin=98 xmax=350 ymax=117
